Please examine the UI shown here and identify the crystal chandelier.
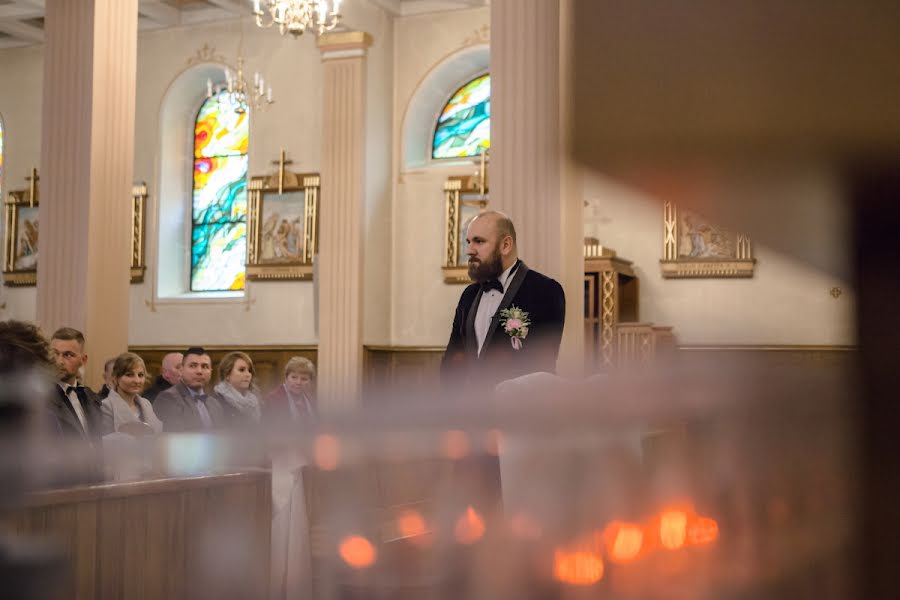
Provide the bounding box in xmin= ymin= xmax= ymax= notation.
xmin=252 ymin=0 xmax=342 ymax=38
xmin=207 ymin=57 xmax=274 ymax=115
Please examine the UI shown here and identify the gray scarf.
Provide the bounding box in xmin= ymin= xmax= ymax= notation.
xmin=213 ymin=381 xmax=261 ymax=422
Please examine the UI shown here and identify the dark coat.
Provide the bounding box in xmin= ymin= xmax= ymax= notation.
xmin=441 ymin=261 xmax=566 ymax=390
xmin=49 ymin=383 xmax=108 ymax=442
xmin=143 ymin=375 xmax=173 ymax=403
xmin=153 ymin=383 xmax=226 ymax=432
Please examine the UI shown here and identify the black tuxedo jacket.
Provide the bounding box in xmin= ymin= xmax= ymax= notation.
xmin=49 ymin=383 xmax=108 ymax=442
xmin=441 ymin=261 xmax=566 ymax=390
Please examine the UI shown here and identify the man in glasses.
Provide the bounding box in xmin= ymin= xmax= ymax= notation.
xmin=49 ymin=327 xmax=107 ymax=442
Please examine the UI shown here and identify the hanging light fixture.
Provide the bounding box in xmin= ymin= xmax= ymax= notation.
xmin=252 ymin=0 xmax=342 ymax=38
xmin=206 ymin=20 xmax=274 ymax=115
xmin=207 ymin=57 xmax=274 ymax=115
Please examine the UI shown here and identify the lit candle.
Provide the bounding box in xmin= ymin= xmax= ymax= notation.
xmin=207 ymin=78 xmax=212 ymax=97
xmin=267 ymin=87 xmax=273 ymax=103
xmin=254 ymin=71 xmax=260 ymax=87
xmin=253 ymin=0 xmax=260 ymax=13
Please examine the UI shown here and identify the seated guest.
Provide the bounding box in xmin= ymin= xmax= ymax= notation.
xmin=264 ymin=357 xmax=317 ymax=424
xmin=49 ymin=327 xmax=108 ymax=442
xmin=143 ymin=351 xmax=183 ymax=402
xmin=97 ymin=357 xmax=116 ymax=400
xmin=153 ymin=347 xmax=224 ymax=432
xmin=100 ymin=352 xmax=162 ymax=436
xmin=213 ymin=351 xmax=262 ymax=425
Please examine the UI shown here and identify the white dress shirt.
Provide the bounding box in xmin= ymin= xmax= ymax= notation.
xmin=58 ymin=381 xmax=89 ymax=433
xmin=475 ymin=262 xmax=518 ymax=355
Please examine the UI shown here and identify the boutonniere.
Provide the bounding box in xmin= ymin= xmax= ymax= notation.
xmin=499 ymin=306 xmax=531 ymax=350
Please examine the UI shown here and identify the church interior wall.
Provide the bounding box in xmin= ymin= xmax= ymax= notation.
xmin=0 ymin=45 xmax=43 ymax=323
xmin=583 ymin=165 xmax=855 ymax=345
xmin=390 ymin=7 xmax=490 ymax=347
xmin=0 ymin=4 xmax=855 ymax=350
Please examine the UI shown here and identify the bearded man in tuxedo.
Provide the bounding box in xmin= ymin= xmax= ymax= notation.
xmin=441 ymin=211 xmax=566 ymax=391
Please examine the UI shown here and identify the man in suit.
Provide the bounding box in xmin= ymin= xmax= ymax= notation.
xmin=49 ymin=327 xmax=108 ymax=442
xmin=441 ymin=211 xmax=566 ymax=391
xmin=153 ymin=347 xmax=225 ymax=432
xmin=143 ymin=351 xmax=183 ymax=403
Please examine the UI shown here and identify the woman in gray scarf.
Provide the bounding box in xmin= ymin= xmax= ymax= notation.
xmin=212 ymin=351 xmax=262 ymax=425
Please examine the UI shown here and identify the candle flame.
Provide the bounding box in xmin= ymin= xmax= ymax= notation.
xmin=397 ymin=510 xmax=428 ymax=542
xmin=454 ymin=506 xmax=486 ymax=544
xmin=687 ymin=516 xmax=719 ymax=545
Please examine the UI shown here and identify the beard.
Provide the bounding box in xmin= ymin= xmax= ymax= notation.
xmin=468 ymin=246 xmax=503 ymax=282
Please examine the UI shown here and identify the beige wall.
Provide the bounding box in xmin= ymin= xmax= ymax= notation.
xmin=584 ymin=166 xmax=855 ymax=345
xmin=391 ymin=7 xmax=490 ymax=346
xmin=0 ymin=45 xmax=42 ymax=323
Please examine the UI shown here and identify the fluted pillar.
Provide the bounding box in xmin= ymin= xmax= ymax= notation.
xmin=37 ymin=0 xmax=137 ymax=387
xmin=316 ymin=32 xmax=372 ymax=411
xmin=491 ymin=0 xmax=584 ymax=374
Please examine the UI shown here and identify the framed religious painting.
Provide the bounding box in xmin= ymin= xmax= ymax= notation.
xmin=659 ymin=201 xmax=756 ymax=278
xmin=246 ymin=168 xmax=319 ymax=281
xmin=443 ymin=173 xmax=488 ymax=284
xmin=3 ymin=182 xmax=39 ymax=287
xmin=130 ymin=183 xmax=148 ymax=283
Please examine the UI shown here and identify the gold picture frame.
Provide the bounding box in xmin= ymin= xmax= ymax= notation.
xmin=246 ymin=169 xmax=319 ymax=281
xmin=3 ymin=174 xmax=39 ymax=287
xmin=443 ymin=173 xmax=488 ymax=284
xmin=130 ymin=183 xmax=147 ymax=283
xmin=660 ymin=201 xmax=756 ymax=278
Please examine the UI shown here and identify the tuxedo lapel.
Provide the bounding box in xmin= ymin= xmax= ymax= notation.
xmin=465 ymin=289 xmax=482 ymax=357
xmin=481 ymin=261 xmax=530 ymax=354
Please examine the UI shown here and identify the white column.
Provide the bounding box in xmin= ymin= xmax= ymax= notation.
xmin=490 ymin=0 xmax=584 ymax=374
xmin=316 ymin=32 xmax=372 ymax=411
xmin=37 ymin=0 xmax=138 ymax=387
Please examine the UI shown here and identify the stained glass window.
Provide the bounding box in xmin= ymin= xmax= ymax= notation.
xmin=191 ymin=92 xmax=248 ymax=291
xmin=432 ymin=74 xmax=490 ymax=160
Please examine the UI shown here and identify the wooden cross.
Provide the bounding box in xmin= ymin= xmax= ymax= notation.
xmin=25 ymin=167 xmax=39 ymax=207
xmin=271 ymin=149 xmax=293 ymax=193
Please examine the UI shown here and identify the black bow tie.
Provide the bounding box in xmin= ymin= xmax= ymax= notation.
xmin=66 ymin=386 xmax=80 ymax=396
xmin=480 ymin=278 xmax=504 ymax=294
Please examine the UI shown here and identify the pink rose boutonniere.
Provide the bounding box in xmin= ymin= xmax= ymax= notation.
xmin=499 ymin=306 xmax=531 ymax=350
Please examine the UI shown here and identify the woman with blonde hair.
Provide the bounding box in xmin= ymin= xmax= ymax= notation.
xmin=101 ymin=352 xmax=163 ymax=436
xmin=213 ymin=351 xmax=262 ymax=425
xmin=263 ymin=356 xmax=317 ymax=425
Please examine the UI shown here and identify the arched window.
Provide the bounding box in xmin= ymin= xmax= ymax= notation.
xmin=191 ymin=91 xmax=249 ymax=291
xmin=432 ymin=74 xmax=490 ymax=159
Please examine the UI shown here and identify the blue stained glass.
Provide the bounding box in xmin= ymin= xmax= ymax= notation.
xmin=432 ymin=75 xmax=491 ymax=159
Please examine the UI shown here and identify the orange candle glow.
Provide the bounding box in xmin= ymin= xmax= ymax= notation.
xmin=314 ymin=434 xmax=341 ymax=471
xmin=659 ymin=509 xmax=688 ymax=550
xmin=339 ymin=535 xmax=376 ymax=569
xmin=687 ymin=516 xmax=719 ymax=546
xmin=397 ymin=510 xmax=428 ymax=539
xmin=454 ymin=506 xmax=486 ymax=544
xmin=441 ymin=430 xmax=470 ymax=460
xmin=602 ymin=521 xmax=644 ymax=564
xmin=553 ymin=549 xmax=604 ymax=586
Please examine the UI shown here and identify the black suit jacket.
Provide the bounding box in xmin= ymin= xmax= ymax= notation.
xmin=154 ymin=383 xmax=226 ymax=432
xmin=49 ymin=383 xmax=108 ymax=442
xmin=441 ymin=261 xmax=566 ymax=390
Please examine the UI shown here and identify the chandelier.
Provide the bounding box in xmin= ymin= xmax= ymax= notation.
xmin=207 ymin=57 xmax=274 ymax=115
xmin=252 ymin=0 xmax=342 ymax=37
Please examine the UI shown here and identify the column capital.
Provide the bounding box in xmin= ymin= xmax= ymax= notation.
xmin=317 ymin=31 xmax=373 ymax=60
